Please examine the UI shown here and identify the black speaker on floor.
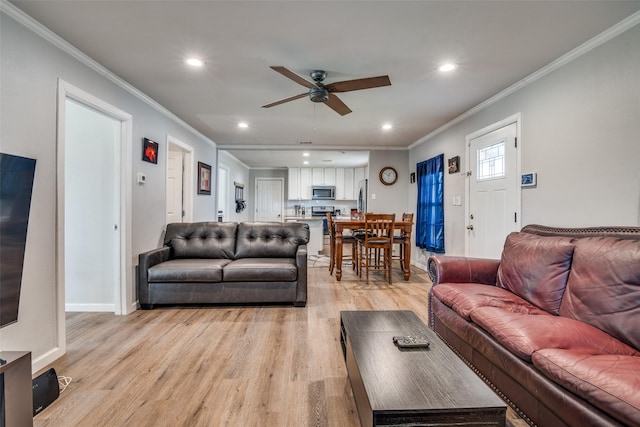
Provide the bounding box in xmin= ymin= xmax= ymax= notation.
xmin=32 ymin=368 xmax=59 ymax=416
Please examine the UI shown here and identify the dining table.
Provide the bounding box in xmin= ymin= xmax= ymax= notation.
xmin=333 ymin=218 xmax=414 ymax=281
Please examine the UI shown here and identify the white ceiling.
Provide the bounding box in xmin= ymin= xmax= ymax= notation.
xmin=10 ymin=1 xmax=640 ymax=167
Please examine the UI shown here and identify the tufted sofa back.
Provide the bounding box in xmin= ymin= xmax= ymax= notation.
xmin=164 ymin=222 xmax=238 ymax=259
xmin=235 ymin=222 xmax=310 ymax=258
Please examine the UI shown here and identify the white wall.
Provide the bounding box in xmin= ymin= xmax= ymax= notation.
xmin=367 ymin=150 xmax=410 ymax=218
xmin=0 ymin=9 xmax=217 ymax=371
xmin=409 ymin=23 xmax=640 ymax=268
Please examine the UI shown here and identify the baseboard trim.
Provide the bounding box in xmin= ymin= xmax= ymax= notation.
xmin=65 ymin=303 xmax=115 ymax=312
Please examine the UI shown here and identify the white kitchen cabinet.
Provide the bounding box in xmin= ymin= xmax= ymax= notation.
xmin=288 ymin=167 xmax=312 ymax=200
xmin=323 ymin=168 xmax=336 ymax=185
xmin=300 ymin=168 xmax=312 ymax=199
xmin=312 ymin=167 xmax=336 ymax=186
xmin=335 ymin=167 xmax=355 ymax=200
xmin=288 ymin=167 xmax=300 ymax=200
xmin=291 ymin=166 xmax=361 ymax=200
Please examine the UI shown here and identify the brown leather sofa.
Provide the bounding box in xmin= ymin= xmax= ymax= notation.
xmin=138 ymin=221 xmax=310 ymax=309
xmin=427 ymin=225 xmax=640 ymax=427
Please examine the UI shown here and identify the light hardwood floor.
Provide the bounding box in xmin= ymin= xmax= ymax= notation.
xmin=34 ymin=262 xmax=527 ymax=426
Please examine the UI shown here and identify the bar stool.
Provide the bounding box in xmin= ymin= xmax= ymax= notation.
xmin=392 ymin=213 xmax=413 ymax=272
xmin=327 ymin=213 xmax=357 ymax=275
xmin=355 ymin=213 xmax=396 ymax=284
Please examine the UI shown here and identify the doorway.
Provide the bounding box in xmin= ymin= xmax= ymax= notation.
xmin=466 ymin=114 xmax=521 ymax=258
xmin=217 ymin=165 xmax=230 ymax=221
xmin=255 ymin=178 xmax=284 ymax=222
xmin=57 ymin=79 xmax=133 ymax=330
xmin=166 ymin=135 xmax=193 ymax=224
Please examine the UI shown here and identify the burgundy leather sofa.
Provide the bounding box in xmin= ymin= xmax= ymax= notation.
xmin=427 ymin=225 xmax=640 ymax=427
xmin=138 ymin=221 xmax=310 ymax=309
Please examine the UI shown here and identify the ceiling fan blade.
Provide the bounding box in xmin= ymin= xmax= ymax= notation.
xmin=324 ymin=93 xmax=352 ymax=116
xmin=262 ymin=93 xmax=308 ymax=108
xmin=325 ymin=75 xmax=391 ymax=93
xmin=270 ymin=66 xmax=316 ymax=89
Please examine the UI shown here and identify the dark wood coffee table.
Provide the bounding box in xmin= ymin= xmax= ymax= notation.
xmin=340 ymin=310 xmax=506 ymax=426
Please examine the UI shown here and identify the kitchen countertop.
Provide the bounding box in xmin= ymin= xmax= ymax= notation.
xmin=284 ymin=216 xmax=325 ymax=221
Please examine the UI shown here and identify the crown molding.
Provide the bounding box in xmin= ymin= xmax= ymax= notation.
xmin=409 ymin=10 xmax=640 ymax=149
xmin=1 ymin=0 xmax=216 ymax=147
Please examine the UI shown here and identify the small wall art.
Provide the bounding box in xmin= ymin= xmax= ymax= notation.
xmin=521 ymin=173 xmax=537 ymax=187
xmin=142 ymin=138 xmax=158 ymax=164
xmin=448 ymin=156 xmax=460 ymax=174
xmin=197 ymin=162 xmax=212 ymax=195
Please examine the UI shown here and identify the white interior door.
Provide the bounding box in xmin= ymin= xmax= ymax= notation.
xmin=466 ymin=119 xmax=520 ymax=259
xmin=167 ymin=135 xmax=194 ymax=222
xmin=64 ymin=98 xmax=119 ymax=312
xmin=255 ymin=178 xmax=284 ymax=222
xmin=167 ymin=150 xmax=184 ymax=223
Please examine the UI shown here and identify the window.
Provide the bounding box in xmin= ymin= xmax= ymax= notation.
xmin=416 ymin=154 xmax=445 ymax=253
xmin=477 ymin=140 xmax=505 ymax=180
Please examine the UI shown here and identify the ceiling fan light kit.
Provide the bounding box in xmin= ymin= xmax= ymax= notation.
xmin=309 ymin=86 xmax=329 ymax=103
xmin=263 ymin=66 xmax=391 ymax=116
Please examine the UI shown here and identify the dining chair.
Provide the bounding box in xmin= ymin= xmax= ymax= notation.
xmin=392 ymin=213 xmax=413 ymax=272
xmin=355 ymin=213 xmax=396 ymax=284
xmin=327 ymin=213 xmax=357 ymax=275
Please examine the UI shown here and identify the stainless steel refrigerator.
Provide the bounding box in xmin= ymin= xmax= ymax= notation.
xmin=357 ymin=179 xmax=368 ymax=213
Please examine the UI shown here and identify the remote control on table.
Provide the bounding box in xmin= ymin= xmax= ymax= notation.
xmin=392 ymin=335 xmax=430 ymax=348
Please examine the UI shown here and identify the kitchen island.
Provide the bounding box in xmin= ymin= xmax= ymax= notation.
xmin=284 ymin=216 xmax=324 ymax=255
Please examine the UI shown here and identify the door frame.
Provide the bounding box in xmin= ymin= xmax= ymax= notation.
xmin=217 ymin=164 xmax=230 ymax=221
xmin=56 ymin=79 xmax=133 ymax=354
xmin=166 ymin=135 xmax=194 ymax=223
xmin=464 ymin=113 xmax=522 ymax=256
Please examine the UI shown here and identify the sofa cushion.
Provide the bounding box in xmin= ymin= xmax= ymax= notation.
xmin=496 ymin=232 xmax=575 ymax=315
xmin=164 ymin=222 xmax=238 ymax=259
xmin=148 ymin=259 xmax=230 ymax=283
xmin=532 ymin=349 xmax=640 ymax=426
xmin=235 ymin=222 xmax=310 ymax=258
xmin=470 ymin=307 xmax=639 ymax=362
xmin=559 ymin=237 xmax=640 ymax=350
xmin=432 ymin=283 xmax=548 ymax=321
xmin=223 ymin=258 xmax=298 ymax=282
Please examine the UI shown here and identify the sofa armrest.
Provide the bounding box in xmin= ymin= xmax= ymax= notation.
xmin=137 ymin=246 xmax=171 ymax=306
xmin=428 ymin=255 xmax=500 ymax=286
xmin=294 ymin=244 xmax=308 ymax=306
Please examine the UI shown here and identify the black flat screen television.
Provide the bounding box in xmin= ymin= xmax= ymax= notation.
xmin=0 ymin=153 xmax=36 ymax=329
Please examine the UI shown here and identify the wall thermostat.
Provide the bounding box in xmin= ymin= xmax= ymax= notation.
xmin=137 ymin=172 xmax=146 ymax=185
xmin=521 ymin=173 xmax=537 ymax=187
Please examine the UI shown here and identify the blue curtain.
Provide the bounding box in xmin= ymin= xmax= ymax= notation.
xmin=416 ymin=154 xmax=445 ymax=253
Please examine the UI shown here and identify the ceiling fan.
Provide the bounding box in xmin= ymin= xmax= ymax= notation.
xmin=262 ymin=66 xmax=391 ymax=116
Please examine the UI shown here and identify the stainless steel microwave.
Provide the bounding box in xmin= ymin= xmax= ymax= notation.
xmin=311 ymin=186 xmax=336 ymax=200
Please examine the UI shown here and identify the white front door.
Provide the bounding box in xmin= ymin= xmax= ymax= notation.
xmin=167 ymin=150 xmax=184 ymax=223
xmin=466 ymin=118 xmax=520 ymax=259
xmin=255 ymin=178 xmax=284 ymax=222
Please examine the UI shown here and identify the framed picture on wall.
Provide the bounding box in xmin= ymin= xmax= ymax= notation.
xmin=448 ymin=156 xmax=460 ymax=174
xmin=142 ymin=138 xmax=158 ymax=164
xmin=198 ymin=162 xmax=212 ymax=195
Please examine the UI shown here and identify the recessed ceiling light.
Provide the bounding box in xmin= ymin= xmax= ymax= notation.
xmin=438 ymin=63 xmax=457 ymax=72
xmin=303 ymin=161 xmax=309 ymax=165
xmin=186 ymin=58 xmax=204 ymax=67
xmin=238 ymin=122 xmax=248 ymax=129
xmin=303 ymin=152 xmax=310 ymax=157
xmin=382 ymin=123 xmax=393 ymax=131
